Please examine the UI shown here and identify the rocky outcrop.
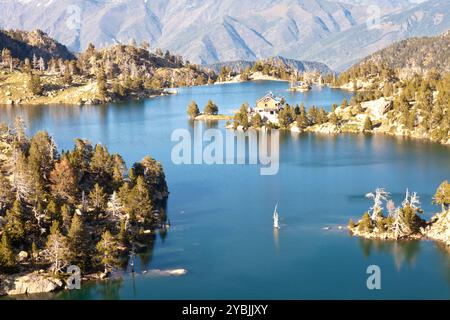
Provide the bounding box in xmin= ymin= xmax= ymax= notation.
xmin=0 ymin=29 xmax=75 ymax=61
xmin=349 ymin=225 xmax=423 ymax=241
xmin=349 ymin=210 xmax=450 ymax=247
xmin=0 ymin=272 xmax=64 ymax=296
xmin=423 ymin=210 xmax=450 ymax=246
xmin=362 ymin=98 xmax=392 ymax=121
xmin=305 ymin=123 xmax=340 ymax=134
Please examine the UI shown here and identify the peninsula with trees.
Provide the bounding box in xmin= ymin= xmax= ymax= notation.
xmin=227 ymin=32 xmax=450 ymax=146
xmin=0 ymin=29 xmax=216 ymax=106
xmin=0 ymin=118 xmax=169 ymax=296
xmin=348 ymin=182 xmax=450 ymax=248
xmin=209 ymin=56 xmax=332 ymax=85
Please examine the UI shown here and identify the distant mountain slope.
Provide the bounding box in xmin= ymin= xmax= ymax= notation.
xmin=0 ymin=29 xmax=75 ymax=61
xmin=301 ymin=0 xmax=450 ymax=70
xmin=359 ymin=30 xmax=450 ymax=73
xmin=206 ymin=56 xmax=334 ymax=75
xmin=0 ymin=0 xmax=448 ymax=70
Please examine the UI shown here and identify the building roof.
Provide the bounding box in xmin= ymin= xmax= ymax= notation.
xmin=256 ymin=92 xmax=282 ymax=105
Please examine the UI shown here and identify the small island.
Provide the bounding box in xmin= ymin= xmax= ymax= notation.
xmin=187 ymin=100 xmax=233 ymax=121
xmin=0 ymin=118 xmax=169 ymax=296
xmin=348 ymin=183 xmax=450 ymax=248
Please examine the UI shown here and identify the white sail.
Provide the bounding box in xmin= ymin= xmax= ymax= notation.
xmin=273 ymin=203 xmax=279 ymax=229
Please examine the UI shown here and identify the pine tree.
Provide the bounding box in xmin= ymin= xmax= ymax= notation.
xmin=38 ymin=57 xmax=46 ymax=72
xmin=377 ymin=219 xmax=386 ymax=232
xmin=278 ymin=109 xmax=291 ymax=129
xmin=45 ymin=199 xmax=59 ymax=223
xmin=90 ymin=144 xmax=114 ymax=186
xmin=50 ymin=157 xmax=78 ymax=203
xmin=296 ymin=105 xmax=309 ymax=129
xmin=5 ymin=200 xmax=25 ymax=243
xmin=33 ymin=54 xmax=39 ymax=69
xmin=251 ymin=113 xmax=262 ymax=128
xmin=348 ymin=219 xmax=355 ymax=228
xmin=317 ymin=108 xmax=328 ymax=125
xmin=45 ymin=221 xmax=70 ymax=273
xmin=23 ymin=58 xmax=32 ymax=74
xmin=308 ymin=106 xmax=318 ymax=125
xmin=204 ymin=100 xmax=219 ymax=115
xmin=407 ymin=108 xmax=416 ymax=130
xmin=383 ymin=82 xmax=393 ymax=97
xmin=358 ymin=212 xmax=372 ymax=233
xmin=28 ymin=130 xmax=57 ymax=196
xmin=364 ymin=116 xmax=373 ymax=131
xmin=130 ymin=176 xmax=153 ymax=223
xmin=241 ymin=112 xmax=249 ymax=129
xmin=0 ymin=233 xmax=15 ymax=269
xmin=89 ymin=183 xmax=107 ymax=215
xmin=187 ymin=101 xmax=200 ymax=119
xmin=27 ymin=73 xmax=43 ymax=95
xmin=112 ymin=155 xmax=126 ymax=186
xmin=61 ymin=204 xmax=72 ymax=232
xmin=67 ymin=214 xmax=89 ymax=270
xmin=331 ymin=104 xmax=338 ymax=113
xmin=96 ymin=230 xmax=120 ymax=274
xmin=0 ymin=174 xmax=13 ymax=214
xmin=97 ymin=68 xmax=107 ymax=98
xmin=433 ymin=180 xmax=450 ymax=212
xmin=118 ymin=219 xmax=128 ymax=246
xmin=13 ymin=116 xmax=26 ymax=144
xmin=31 ymin=241 xmax=39 ymax=262
xmin=112 ymin=80 xmax=126 ymax=97
xmin=330 ymin=112 xmax=339 ymax=125
xmin=63 ymin=66 xmax=73 ymax=85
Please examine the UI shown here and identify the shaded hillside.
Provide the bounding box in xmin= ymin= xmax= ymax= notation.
xmin=206 ymin=56 xmax=334 ymax=75
xmin=360 ymin=30 xmax=450 ymax=74
xmin=0 ymin=29 xmax=75 ymax=61
xmin=300 ymin=0 xmax=450 ymax=70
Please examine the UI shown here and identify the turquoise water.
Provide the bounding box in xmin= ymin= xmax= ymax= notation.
xmin=1 ymin=81 xmax=449 ymax=299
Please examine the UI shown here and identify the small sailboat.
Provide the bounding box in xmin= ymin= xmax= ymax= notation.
xmin=273 ymin=203 xmax=280 ymax=229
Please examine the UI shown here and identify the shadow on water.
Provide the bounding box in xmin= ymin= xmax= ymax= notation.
xmin=93 ymin=278 xmax=124 ymax=300
xmin=358 ymin=238 xmax=421 ymax=270
xmin=434 ymin=242 xmax=450 ymax=287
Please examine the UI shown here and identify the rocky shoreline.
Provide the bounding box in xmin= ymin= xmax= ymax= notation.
xmin=348 ymin=186 xmax=450 ymax=249
xmin=0 ymin=266 xmax=189 ymax=297
xmin=1 ymin=72 xmax=175 ymax=106
xmin=214 ymin=72 xmax=288 ymax=85
xmin=194 ymin=114 xmax=233 ymax=121
xmin=293 ymin=97 xmax=450 ymax=146
xmin=0 ymin=271 xmax=65 ymax=296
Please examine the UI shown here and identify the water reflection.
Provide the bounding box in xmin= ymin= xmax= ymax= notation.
xmin=94 ymin=278 xmax=124 ymax=300
xmin=128 ymin=234 xmax=157 ymax=271
xmin=435 ymin=242 xmax=450 ymax=286
xmin=273 ymin=227 xmax=279 ymax=253
xmin=358 ymin=238 xmax=421 ymax=270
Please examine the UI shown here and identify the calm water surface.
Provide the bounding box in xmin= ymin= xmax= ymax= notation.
xmin=0 ymin=81 xmax=449 ymax=299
